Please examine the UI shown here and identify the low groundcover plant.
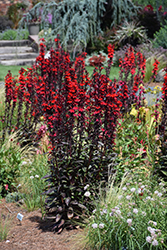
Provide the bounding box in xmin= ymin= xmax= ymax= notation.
xmin=86 ymin=175 xmax=167 ymax=250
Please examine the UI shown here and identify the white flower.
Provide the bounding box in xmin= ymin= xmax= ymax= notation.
xmin=130 ymin=188 xmax=136 ymax=192
xmin=115 ymin=210 xmax=121 ymax=215
xmin=152 ymin=221 xmax=157 ymax=226
xmin=92 ymin=209 xmax=96 ymax=214
xmin=92 ymin=223 xmax=98 ymax=229
xmin=146 ymin=236 xmax=152 ymax=243
xmin=142 ymin=211 xmax=146 ymax=216
xmin=35 ymin=174 xmax=39 ymax=178
xmin=157 ymin=192 xmax=162 ymax=197
xmin=102 ymin=209 xmax=107 ymax=214
xmin=127 ymin=218 xmax=132 ymax=226
xmin=115 ymin=206 xmax=120 ymax=210
xmin=99 ymin=223 xmax=104 ymax=229
xmin=126 ymin=183 xmax=130 ymax=186
xmin=126 ymin=195 xmax=131 ymax=200
xmin=152 ymin=239 xmax=158 ymax=246
xmin=118 ymin=195 xmax=122 ymax=200
xmin=133 ymin=208 xmax=138 ymax=214
xmin=154 ymin=190 xmax=159 ymax=194
xmin=30 ymin=176 xmax=34 ymax=179
xmin=146 ymin=196 xmax=151 ymax=200
xmin=122 ymin=186 xmax=127 ymax=191
xmin=147 ymin=227 xmax=156 ymax=235
xmin=84 ymin=191 xmax=91 ymax=197
xmin=21 ymin=161 xmax=27 ymax=165
xmin=84 ymin=184 xmax=89 ymax=190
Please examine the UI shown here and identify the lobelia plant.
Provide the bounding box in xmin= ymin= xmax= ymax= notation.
xmin=2 ymin=39 xmax=159 ymax=232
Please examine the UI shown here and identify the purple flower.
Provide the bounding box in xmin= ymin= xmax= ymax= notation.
xmin=47 ymin=13 xmax=52 ymax=24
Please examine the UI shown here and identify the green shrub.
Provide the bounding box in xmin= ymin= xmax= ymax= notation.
xmin=16 ymin=29 xmax=29 ymax=40
xmin=0 ymin=29 xmax=29 ymax=40
xmin=153 ymin=21 xmax=167 ymax=49
xmin=2 ymin=29 xmax=17 ymax=40
xmin=0 ymin=145 xmax=22 ymax=197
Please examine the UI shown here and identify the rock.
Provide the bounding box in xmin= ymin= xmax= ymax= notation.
xmin=155 ymin=69 xmax=165 ymax=82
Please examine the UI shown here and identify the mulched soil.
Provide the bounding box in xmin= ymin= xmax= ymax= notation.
xmin=0 ymin=199 xmax=85 ymax=250
xmin=143 ymin=82 xmax=163 ymax=88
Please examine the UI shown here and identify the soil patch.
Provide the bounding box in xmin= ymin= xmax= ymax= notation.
xmin=143 ymin=82 xmax=163 ymax=88
xmin=0 ymin=199 xmax=84 ymax=250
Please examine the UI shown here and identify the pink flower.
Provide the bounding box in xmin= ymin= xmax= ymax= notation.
xmin=127 ymin=218 xmax=132 ymax=226
xmin=146 ymin=236 xmax=152 ymax=243
xmin=5 ymin=184 xmax=8 ymax=191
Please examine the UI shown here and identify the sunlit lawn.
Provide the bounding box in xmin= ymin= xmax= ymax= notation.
xmin=0 ymin=65 xmax=120 ymax=82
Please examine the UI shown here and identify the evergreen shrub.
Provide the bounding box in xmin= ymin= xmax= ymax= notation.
xmin=153 ymin=21 xmax=167 ymax=49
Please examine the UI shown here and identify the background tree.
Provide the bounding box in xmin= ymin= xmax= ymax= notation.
xmin=19 ymin=0 xmax=140 ymax=53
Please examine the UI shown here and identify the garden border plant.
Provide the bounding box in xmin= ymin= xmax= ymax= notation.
xmin=1 ymin=37 xmax=162 ymax=234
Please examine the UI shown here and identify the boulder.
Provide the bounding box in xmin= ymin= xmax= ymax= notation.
xmin=155 ymin=69 xmax=165 ymax=82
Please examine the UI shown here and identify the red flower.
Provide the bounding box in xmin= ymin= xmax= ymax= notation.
xmin=144 ymin=5 xmax=154 ymax=11
xmin=5 ymin=184 xmax=8 ymax=191
xmin=158 ymin=5 xmax=162 ymax=11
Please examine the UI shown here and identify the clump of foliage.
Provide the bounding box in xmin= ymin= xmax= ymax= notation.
xmin=0 ymin=212 xmax=13 ymax=242
xmin=7 ymin=2 xmax=28 ymax=29
xmin=0 ymin=29 xmax=29 ymax=40
xmin=88 ymin=54 xmax=106 ymax=67
xmin=0 ymin=16 xmax=13 ymax=32
xmin=109 ymin=20 xmax=149 ymax=49
xmin=85 ymin=51 xmax=109 ymax=67
xmin=133 ymin=0 xmax=167 ymax=11
xmin=114 ymin=114 xmax=156 ymax=180
xmin=19 ymin=0 xmax=140 ymax=52
xmin=85 ymin=175 xmax=167 ymax=249
xmin=0 ymin=145 xmax=22 ymax=197
xmin=5 ymin=191 xmax=23 ymax=203
xmin=137 ymin=4 xmax=161 ymax=38
xmin=153 ymin=21 xmax=167 ymax=49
